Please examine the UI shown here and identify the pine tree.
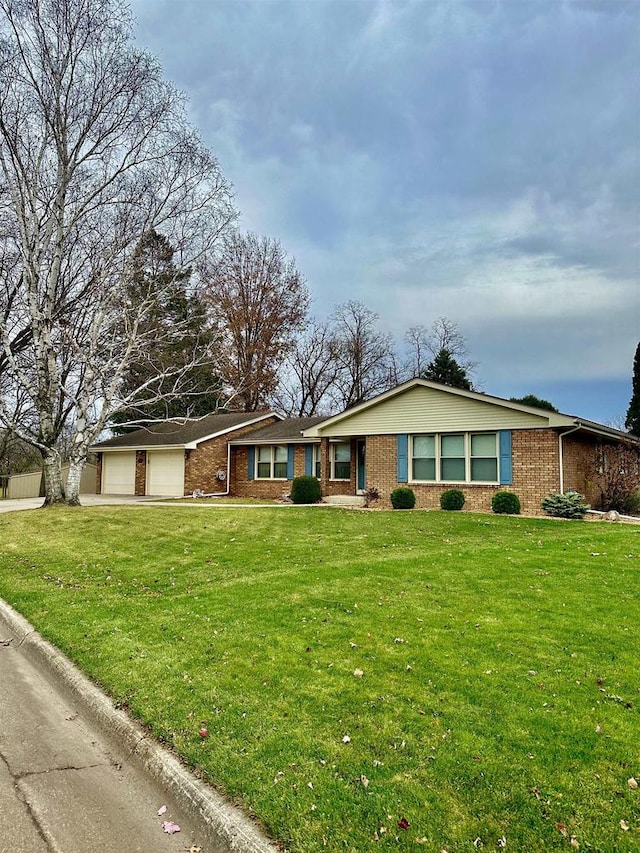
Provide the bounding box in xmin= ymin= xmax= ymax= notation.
xmin=421 ymin=348 xmax=473 ymax=390
xmin=625 ymin=342 xmax=640 ymax=436
xmin=510 ymin=394 xmax=558 ymax=412
xmin=110 ymin=231 xmax=222 ymax=434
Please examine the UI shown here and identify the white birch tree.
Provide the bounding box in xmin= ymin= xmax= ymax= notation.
xmin=0 ymin=0 xmax=235 ymax=505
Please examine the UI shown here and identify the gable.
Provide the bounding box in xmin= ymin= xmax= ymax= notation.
xmin=311 ymin=385 xmax=553 ymax=437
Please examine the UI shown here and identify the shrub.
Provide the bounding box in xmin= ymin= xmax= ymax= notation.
xmin=541 ymin=491 xmax=589 ymax=519
xmin=290 ymin=475 xmax=321 ymax=504
xmin=391 ymin=487 xmax=415 ymax=509
xmin=492 ymin=491 xmax=521 ymax=514
xmin=621 ymin=490 xmax=640 ymax=516
xmin=440 ymin=489 xmax=465 ymax=511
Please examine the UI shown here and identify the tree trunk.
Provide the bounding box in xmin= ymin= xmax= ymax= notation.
xmin=41 ymin=449 xmax=66 ymax=505
xmin=65 ymin=458 xmax=85 ymax=506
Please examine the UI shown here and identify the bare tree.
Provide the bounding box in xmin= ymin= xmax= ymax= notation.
xmin=273 ymin=319 xmax=340 ymax=416
xmin=203 ymin=232 xmax=309 ymax=411
xmin=0 ymin=0 xmax=235 ymax=505
xmin=330 ymin=301 xmax=398 ymax=409
xmin=404 ymin=317 xmax=476 ymax=381
xmin=594 ymin=441 xmax=640 ymax=513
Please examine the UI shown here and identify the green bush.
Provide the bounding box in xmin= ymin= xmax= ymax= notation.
xmin=621 ymin=490 xmax=640 ymax=516
xmin=391 ymin=487 xmax=416 ymax=509
xmin=491 ymin=491 xmax=521 ymax=514
xmin=541 ymin=491 xmax=589 ymax=519
xmin=440 ymin=489 xmax=465 ymax=510
xmin=290 ymin=475 xmax=321 ymax=504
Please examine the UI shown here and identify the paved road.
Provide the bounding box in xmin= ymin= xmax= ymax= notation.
xmin=0 ymin=616 xmax=204 ymax=853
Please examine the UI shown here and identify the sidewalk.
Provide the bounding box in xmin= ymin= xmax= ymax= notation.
xmin=0 ymin=602 xmax=275 ymax=853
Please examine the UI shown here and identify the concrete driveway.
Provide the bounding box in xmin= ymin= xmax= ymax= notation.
xmin=0 ymin=495 xmax=155 ymax=513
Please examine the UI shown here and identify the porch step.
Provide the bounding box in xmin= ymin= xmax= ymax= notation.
xmin=323 ymin=494 xmax=366 ymax=507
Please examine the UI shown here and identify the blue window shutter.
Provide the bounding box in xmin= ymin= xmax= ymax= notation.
xmin=499 ymin=430 xmax=513 ymax=485
xmin=248 ymin=446 xmax=255 ymax=481
xmin=397 ymin=434 xmax=408 ymax=483
xmin=304 ymin=445 xmax=313 ymax=477
xmin=287 ymin=444 xmax=295 ymax=480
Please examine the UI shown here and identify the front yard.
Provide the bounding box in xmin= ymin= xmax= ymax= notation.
xmin=0 ymin=506 xmax=638 ymax=852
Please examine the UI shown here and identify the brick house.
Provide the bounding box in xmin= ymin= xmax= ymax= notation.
xmin=93 ymin=379 xmax=633 ymax=514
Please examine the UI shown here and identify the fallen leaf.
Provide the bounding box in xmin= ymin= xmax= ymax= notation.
xmin=342 ymin=735 xmax=351 ymax=743
xmin=628 ymin=777 xmax=638 ymax=790
xmin=570 ymin=837 xmax=579 ymax=849
xmin=620 ymin=820 xmax=629 ymax=831
xmin=157 ymin=805 xmax=167 ymax=816
xmin=394 ymin=637 xmax=406 ymax=644
xmin=497 ymin=837 xmax=507 ymax=848
xmin=595 ymin=725 xmax=602 ymax=733
xmin=353 ymin=668 xmax=364 ymax=677
xmin=360 ymin=774 xmax=369 ymax=788
xmin=397 ymin=817 xmax=410 ymax=830
xmin=188 ymin=847 xmax=202 ymax=853
xmin=161 ymin=820 xmax=180 ymax=834
xmin=556 ymin=823 xmax=568 ymax=837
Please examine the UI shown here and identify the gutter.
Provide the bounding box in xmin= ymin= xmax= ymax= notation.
xmin=558 ymin=424 xmax=582 ymax=493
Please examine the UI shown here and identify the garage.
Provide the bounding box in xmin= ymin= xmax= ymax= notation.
xmin=146 ymin=449 xmax=185 ymax=497
xmin=102 ymin=452 xmax=136 ymax=495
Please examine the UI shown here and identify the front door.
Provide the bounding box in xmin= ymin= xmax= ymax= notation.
xmin=357 ymin=440 xmax=366 ymax=492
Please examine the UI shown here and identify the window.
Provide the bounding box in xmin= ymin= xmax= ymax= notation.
xmin=470 ymin=433 xmax=498 ymax=482
xmin=411 ymin=433 xmax=498 ymax=483
xmin=256 ymin=445 xmax=288 ymax=479
xmin=332 ymin=442 xmax=351 ymax=480
xmin=313 ymin=445 xmax=321 ymax=478
xmin=440 ymin=434 xmax=465 ymax=481
xmin=412 ymin=435 xmax=436 ymax=481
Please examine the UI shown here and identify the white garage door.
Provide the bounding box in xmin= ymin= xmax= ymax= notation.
xmin=146 ymin=450 xmax=185 ymax=497
xmin=102 ymin=452 xmax=136 ymax=495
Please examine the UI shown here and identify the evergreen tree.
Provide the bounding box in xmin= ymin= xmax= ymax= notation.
xmin=510 ymin=394 xmax=558 ymax=412
xmin=110 ymin=231 xmax=221 ymax=434
xmin=421 ymin=348 xmax=473 ymax=390
xmin=625 ymin=342 xmax=640 ymax=436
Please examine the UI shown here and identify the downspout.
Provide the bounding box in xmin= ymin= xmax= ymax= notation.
xmin=558 ymin=424 xmax=581 ymax=493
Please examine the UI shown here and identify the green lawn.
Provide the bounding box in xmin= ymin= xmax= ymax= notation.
xmin=0 ymin=507 xmax=638 ymax=852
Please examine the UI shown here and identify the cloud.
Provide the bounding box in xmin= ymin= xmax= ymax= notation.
xmin=131 ymin=0 xmax=640 ymax=420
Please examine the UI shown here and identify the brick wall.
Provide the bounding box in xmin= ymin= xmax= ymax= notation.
xmin=135 ymin=451 xmax=146 ymax=496
xmin=362 ymin=429 xmax=562 ymax=515
xmin=233 ymin=444 xmax=307 ymax=499
xmin=184 ymin=416 xmax=280 ymax=495
xmin=233 ymin=439 xmax=357 ymax=499
xmin=95 ymin=454 xmax=102 ymax=495
xmin=562 ymin=433 xmax=599 ymax=505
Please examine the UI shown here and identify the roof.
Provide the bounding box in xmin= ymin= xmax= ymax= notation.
xmin=93 ymin=411 xmax=281 ymax=451
xmin=300 ymin=378 xmax=636 ymax=441
xmin=229 ymin=416 xmax=327 ymax=444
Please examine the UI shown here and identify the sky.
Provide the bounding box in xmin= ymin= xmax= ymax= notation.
xmin=131 ymin=0 xmax=640 ymax=425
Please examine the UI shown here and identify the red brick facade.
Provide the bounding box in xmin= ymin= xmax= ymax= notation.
xmin=96 ymin=418 xmax=606 ymax=514
xmin=184 ymin=416 xmax=281 ymax=496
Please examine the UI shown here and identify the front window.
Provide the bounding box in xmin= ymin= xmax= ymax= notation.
xmin=412 ymin=435 xmax=436 ymax=481
xmin=470 ymin=433 xmax=498 ymax=482
xmin=411 ymin=432 xmax=498 ymax=483
xmin=440 ymin=434 xmax=466 ymax=481
xmin=256 ymin=445 xmax=288 ymax=479
xmin=313 ymin=445 xmax=321 ymax=478
xmin=332 ymin=442 xmax=351 ymax=480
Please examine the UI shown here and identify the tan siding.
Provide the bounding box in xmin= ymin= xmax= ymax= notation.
xmin=317 ymin=386 xmax=550 ymax=436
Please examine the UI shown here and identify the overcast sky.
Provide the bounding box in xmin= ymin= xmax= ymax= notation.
xmin=131 ymin=0 xmax=639 ymax=424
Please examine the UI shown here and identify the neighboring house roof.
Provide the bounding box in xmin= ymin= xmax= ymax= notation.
xmin=300 ymin=378 xmax=634 ymax=441
xmin=93 ymin=411 xmax=282 ymax=451
xmin=229 ymin=416 xmax=327 ymax=444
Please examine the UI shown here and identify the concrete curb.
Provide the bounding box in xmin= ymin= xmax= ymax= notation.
xmin=0 ymin=598 xmax=278 ymax=853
